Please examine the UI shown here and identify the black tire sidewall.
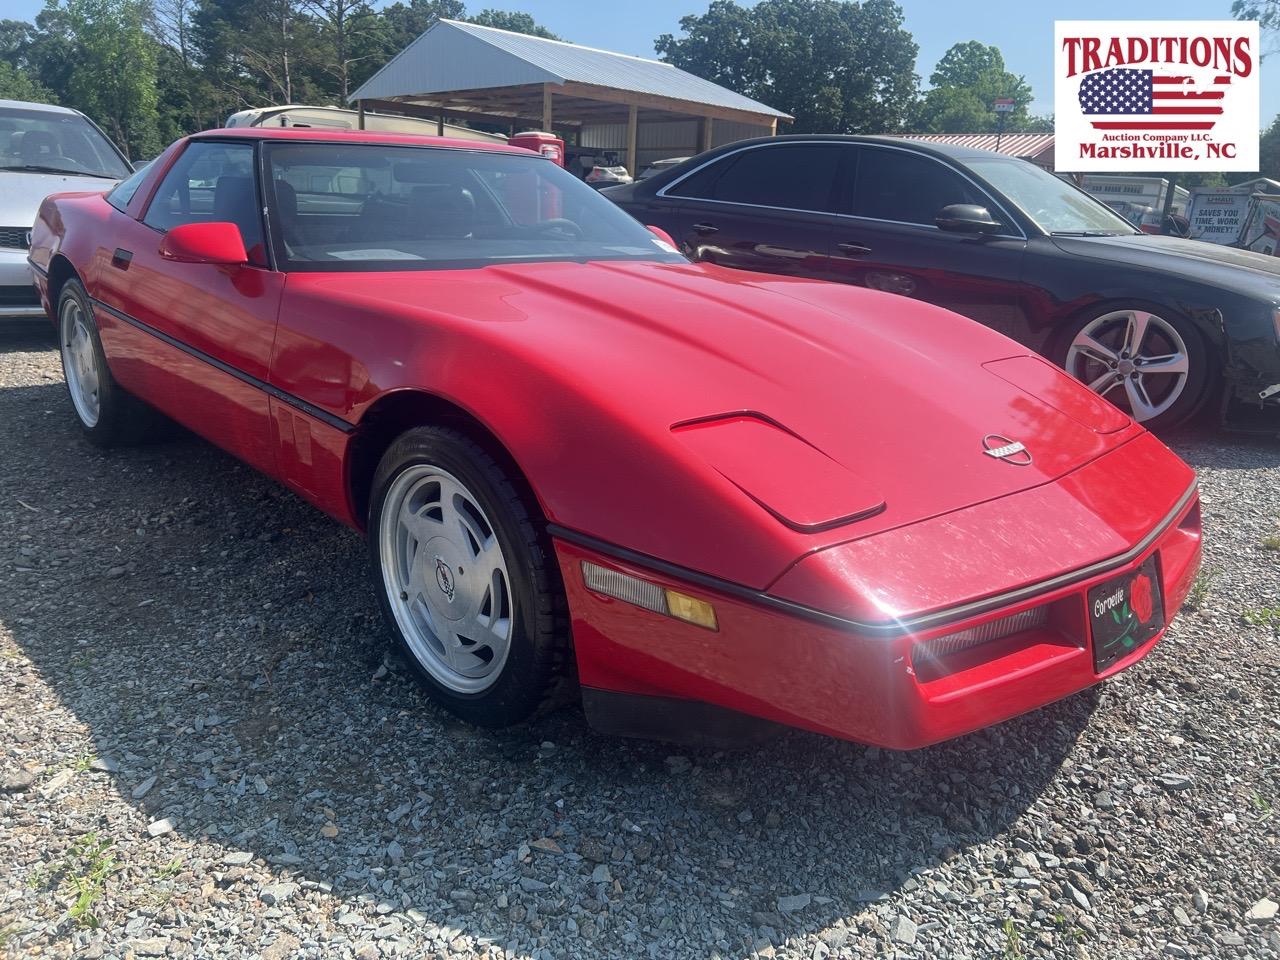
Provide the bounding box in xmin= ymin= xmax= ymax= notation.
xmin=368 ymin=426 xmax=563 ymax=727
xmin=1055 ymin=302 xmax=1213 ymax=431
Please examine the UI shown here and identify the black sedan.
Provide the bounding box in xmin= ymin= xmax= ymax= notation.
xmin=604 ymin=136 xmax=1280 ymax=429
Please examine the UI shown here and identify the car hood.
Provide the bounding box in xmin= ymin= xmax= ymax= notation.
xmin=0 ymin=171 xmax=118 ymax=225
xmin=325 ymin=259 xmax=1143 ymax=554
xmin=1051 ymin=233 xmax=1280 ymax=298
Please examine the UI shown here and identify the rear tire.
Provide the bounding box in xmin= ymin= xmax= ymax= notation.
xmin=57 ymin=279 xmax=157 ymax=447
xmin=1055 ymin=303 xmax=1214 ymax=431
xmin=368 ymin=426 xmax=572 ymax=727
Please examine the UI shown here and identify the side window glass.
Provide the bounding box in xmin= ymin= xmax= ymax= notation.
xmin=852 ymin=148 xmax=989 ymax=227
xmin=105 ymin=164 xmax=149 ymax=212
xmin=665 ymin=156 xmax=732 ymax=200
xmin=143 ymin=141 xmax=265 ymax=263
xmin=667 ymin=145 xmax=841 ymax=213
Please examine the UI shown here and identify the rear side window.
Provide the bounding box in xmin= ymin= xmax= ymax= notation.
xmin=143 ymin=140 xmax=265 ymax=264
xmin=852 ymin=148 xmax=988 ymax=226
xmin=105 ymin=164 xmax=149 ymax=212
xmin=668 ymin=144 xmax=841 ymax=213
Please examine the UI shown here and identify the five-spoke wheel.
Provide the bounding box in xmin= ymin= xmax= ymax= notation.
xmin=60 ymin=290 xmax=101 ymax=428
xmin=1060 ymin=305 xmax=1209 ymax=429
xmin=369 ymin=426 xmax=570 ymax=726
xmin=378 ymin=465 xmax=515 ymax=694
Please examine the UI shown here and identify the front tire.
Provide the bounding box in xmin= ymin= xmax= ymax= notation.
xmin=1056 ymin=303 xmax=1213 ymax=430
xmin=368 ymin=426 xmax=571 ymax=727
xmin=57 ymin=279 xmax=155 ymax=446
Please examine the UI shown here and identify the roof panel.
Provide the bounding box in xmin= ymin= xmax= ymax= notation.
xmin=887 ymin=133 xmax=1056 ymax=159
xmin=351 ymin=20 xmax=790 ymax=120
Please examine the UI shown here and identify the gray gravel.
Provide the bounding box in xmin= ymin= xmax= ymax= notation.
xmin=0 ymin=322 xmax=1277 ymax=960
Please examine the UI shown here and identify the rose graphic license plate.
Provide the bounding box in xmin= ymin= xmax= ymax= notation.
xmin=1088 ymin=555 xmax=1165 ymax=673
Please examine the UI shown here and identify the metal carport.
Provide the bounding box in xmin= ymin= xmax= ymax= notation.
xmin=349 ymin=20 xmax=791 ymax=176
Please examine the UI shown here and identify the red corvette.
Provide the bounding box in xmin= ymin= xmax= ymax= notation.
xmin=28 ymin=129 xmax=1202 ymax=749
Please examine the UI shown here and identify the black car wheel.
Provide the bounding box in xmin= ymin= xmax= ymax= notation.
xmin=368 ymin=426 xmax=573 ymax=727
xmin=1057 ymin=304 xmax=1213 ymax=430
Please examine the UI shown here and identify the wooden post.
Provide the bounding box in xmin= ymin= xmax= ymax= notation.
xmin=357 ymin=100 xmax=365 ymax=130
xmin=437 ymin=115 xmax=444 ymax=136
xmin=699 ymin=116 xmax=713 ymax=153
xmin=626 ymin=104 xmax=638 ymax=177
xmin=542 ymin=84 xmax=553 ymax=133
xmin=769 ymin=117 xmax=777 ymax=137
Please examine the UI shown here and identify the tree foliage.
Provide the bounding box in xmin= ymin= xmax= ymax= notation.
xmin=0 ymin=0 xmax=559 ymax=155
xmin=913 ymin=40 xmax=1043 ymax=133
xmin=656 ymin=0 xmax=919 ymax=134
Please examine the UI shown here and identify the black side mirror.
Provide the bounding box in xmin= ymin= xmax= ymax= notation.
xmin=936 ymin=203 xmax=1001 ymax=234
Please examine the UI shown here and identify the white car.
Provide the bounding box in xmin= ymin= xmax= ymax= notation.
xmin=0 ymin=99 xmax=132 ymax=320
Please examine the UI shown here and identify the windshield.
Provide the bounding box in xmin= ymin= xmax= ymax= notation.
xmin=263 ymin=142 xmax=684 ymax=271
xmin=0 ymin=105 xmax=131 ymax=179
xmin=964 ymin=158 xmax=1138 ymax=236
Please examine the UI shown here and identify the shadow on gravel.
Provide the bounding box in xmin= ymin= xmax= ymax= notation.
xmin=0 ymin=370 xmax=1097 ymax=956
xmin=0 ymin=320 xmax=54 ymax=354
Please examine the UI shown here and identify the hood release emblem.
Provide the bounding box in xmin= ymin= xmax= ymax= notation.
xmin=982 ymin=434 xmax=1033 ymax=466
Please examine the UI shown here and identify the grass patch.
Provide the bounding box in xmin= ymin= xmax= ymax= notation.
xmin=1002 ymin=917 xmax=1024 ymax=959
xmin=1262 ymin=535 xmax=1280 ymax=551
xmin=1184 ymin=567 xmax=1217 ymax=612
xmin=1252 ymin=792 xmax=1273 ymax=822
xmin=1242 ymin=606 xmax=1280 ymax=633
xmin=27 ymin=832 xmax=118 ymax=929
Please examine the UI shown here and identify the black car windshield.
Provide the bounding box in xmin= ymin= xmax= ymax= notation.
xmin=964 ymin=158 xmax=1138 ymax=236
xmin=263 ymin=142 xmax=685 ymax=271
xmin=0 ymin=105 xmax=131 ymax=179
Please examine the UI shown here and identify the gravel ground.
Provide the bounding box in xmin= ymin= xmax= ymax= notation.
xmin=0 ymin=322 xmax=1277 ymax=960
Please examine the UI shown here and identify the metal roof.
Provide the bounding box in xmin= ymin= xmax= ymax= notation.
xmin=350 ymin=20 xmax=790 ymax=120
xmin=886 ymin=133 xmax=1055 ymax=159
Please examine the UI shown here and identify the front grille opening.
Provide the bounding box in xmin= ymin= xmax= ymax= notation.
xmin=0 ymin=227 xmax=30 ymax=250
xmin=0 ymin=285 xmax=40 ymax=308
xmin=912 ymin=597 xmax=1082 ymax=683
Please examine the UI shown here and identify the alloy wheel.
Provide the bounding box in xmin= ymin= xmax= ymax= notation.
xmin=1064 ymin=309 xmax=1190 ymax=423
xmin=378 ymin=464 xmax=514 ymax=694
xmin=60 ymin=296 xmax=101 ymax=428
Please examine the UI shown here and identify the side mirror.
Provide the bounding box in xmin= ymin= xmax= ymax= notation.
xmin=132 ymin=159 xmax=151 ymax=172
xmin=647 ymin=225 xmax=676 ymax=247
xmin=159 ymin=222 xmax=248 ymax=265
xmin=936 ymin=203 xmax=1001 ymax=234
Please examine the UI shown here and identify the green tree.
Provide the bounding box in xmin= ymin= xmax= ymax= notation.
xmin=468 ymin=9 xmax=559 ymax=39
xmin=914 ymin=40 xmax=1035 ymax=132
xmin=657 ymin=0 xmax=919 ymax=134
xmin=0 ymin=60 xmax=56 ymax=102
xmin=64 ymin=0 xmax=161 ymax=159
xmin=1232 ymin=0 xmax=1278 ymax=57
xmin=378 ymin=0 xmax=463 ymax=57
xmin=304 ymin=0 xmax=382 ymax=101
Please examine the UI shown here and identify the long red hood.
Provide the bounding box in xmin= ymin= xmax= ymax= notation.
xmin=284 ymin=259 xmax=1150 ymax=588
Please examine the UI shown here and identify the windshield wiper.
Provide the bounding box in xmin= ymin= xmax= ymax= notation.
xmin=1050 ymin=230 xmax=1127 ymax=237
xmin=0 ymin=163 xmax=118 ymax=178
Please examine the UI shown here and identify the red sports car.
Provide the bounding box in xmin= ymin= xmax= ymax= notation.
xmin=28 ymin=129 xmax=1202 ymax=749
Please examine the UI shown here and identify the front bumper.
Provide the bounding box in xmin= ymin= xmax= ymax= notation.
xmin=557 ymin=478 xmax=1201 ymax=751
xmin=0 ymin=248 xmax=44 ymax=320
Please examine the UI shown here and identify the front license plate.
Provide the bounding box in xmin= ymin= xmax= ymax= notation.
xmin=1089 ymin=555 xmax=1165 ymax=673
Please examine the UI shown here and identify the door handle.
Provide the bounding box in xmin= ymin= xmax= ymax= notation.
xmin=110 ymin=248 xmax=133 ymax=270
xmin=692 ymin=222 xmax=719 ymax=235
xmin=837 ymin=242 xmax=872 ymax=256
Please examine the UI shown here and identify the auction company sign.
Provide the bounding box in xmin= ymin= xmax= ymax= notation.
xmin=1055 ymin=21 xmax=1260 ymax=172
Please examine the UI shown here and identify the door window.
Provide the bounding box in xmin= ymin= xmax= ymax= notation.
xmin=668 ymin=144 xmax=841 ymax=213
xmin=852 ymin=148 xmax=992 ymax=228
xmin=143 ymin=141 xmax=265 ymax=263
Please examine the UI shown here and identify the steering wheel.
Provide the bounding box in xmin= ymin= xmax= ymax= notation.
xmin=529 ymin=218 xmax=584 ymax=239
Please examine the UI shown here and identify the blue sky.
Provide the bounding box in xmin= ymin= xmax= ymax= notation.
xmin=7 ymin=0 xmax=1277 ymax=123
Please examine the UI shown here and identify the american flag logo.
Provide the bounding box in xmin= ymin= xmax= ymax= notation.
xmin=1078 ymin=68 xmax=1228 ymax=131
